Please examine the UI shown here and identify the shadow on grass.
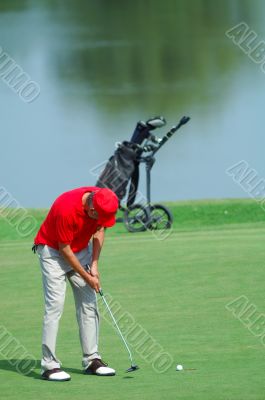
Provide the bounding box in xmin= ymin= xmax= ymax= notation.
xmin=0 ymin=360 xmax=134 ymax=380
xmin=63 ymin=366 xmax=84 ymax=375
xmin=63 ymin=366 xmax=134 ymax=379
xmin=0 ymin=359 xmax=41 ymax=379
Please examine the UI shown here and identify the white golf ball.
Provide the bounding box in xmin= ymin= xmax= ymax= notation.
xmin=176 ymin=364 xmax=183 ymax=371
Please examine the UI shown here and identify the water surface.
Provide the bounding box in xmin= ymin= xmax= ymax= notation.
xmin=0 ymin=0 xmax=264 ymax=207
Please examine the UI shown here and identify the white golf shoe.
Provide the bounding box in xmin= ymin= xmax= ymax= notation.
xmin=84 ymin=358 xmax=116 ymax=376
xmin=41 ymin=368 xmax=71 ymax=381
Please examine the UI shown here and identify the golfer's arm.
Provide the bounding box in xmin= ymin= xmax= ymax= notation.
xmin=92 ymin=227 xmax=105 ymax=264
xmin=58 ymin=243 xmax=90 ymax=282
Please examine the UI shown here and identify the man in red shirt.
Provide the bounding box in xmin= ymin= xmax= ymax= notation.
xmin=34 ymin=186 xmax=119 ymax=381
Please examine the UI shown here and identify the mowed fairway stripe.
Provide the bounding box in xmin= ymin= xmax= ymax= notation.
xmin=1 ymin=224 xmax=265 ymax=250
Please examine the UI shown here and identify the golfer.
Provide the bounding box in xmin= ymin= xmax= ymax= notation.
xmin=33 ymin=186 xmax=119 ymax=381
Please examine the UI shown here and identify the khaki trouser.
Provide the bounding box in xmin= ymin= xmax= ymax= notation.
xmin=36 ymin=244 xmax=100 ymax=371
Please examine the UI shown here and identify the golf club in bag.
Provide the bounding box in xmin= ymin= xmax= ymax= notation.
xmin=96 ymin=116 xmax=190 ymax=232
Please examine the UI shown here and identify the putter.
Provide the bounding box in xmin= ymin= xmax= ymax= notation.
xmin=99 ymin=288 xmax=139 ymax=373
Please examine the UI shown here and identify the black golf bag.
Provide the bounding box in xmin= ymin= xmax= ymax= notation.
xmin=96 ymin=141 xmax=140 ymax=207
xmin=96 ymin=117 xmax=166 ymax=207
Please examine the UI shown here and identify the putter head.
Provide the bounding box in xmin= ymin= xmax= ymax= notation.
xmin=126 ymin=364 xmax=139 ymax=373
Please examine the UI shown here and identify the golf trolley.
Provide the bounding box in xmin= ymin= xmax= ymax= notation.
xmin=96 ymin=115 xmax=190 ymax=232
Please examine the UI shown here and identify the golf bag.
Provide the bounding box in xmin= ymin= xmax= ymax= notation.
xmin=96 ymin=141 xmax=140 ymax=207
xmin=96 ymin=117 xmax=166 ymax=207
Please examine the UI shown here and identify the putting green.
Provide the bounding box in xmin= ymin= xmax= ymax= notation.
xmin=0 ymin=199 xmax=264 ymax=400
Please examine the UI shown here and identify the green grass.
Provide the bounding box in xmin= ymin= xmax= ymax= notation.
xmin=1 ymin=198 xmax=265 ymax=240
xmin=0 ymin=199 xmax=265 ymax=400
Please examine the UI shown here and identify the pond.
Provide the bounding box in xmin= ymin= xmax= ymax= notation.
xmin=0 ymin=0 xmax=264 ymax=207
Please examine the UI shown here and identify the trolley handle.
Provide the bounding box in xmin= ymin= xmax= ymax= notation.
xmin=152 ymin=116 xmax=190 ymax=155
xmin=134 ymin=115 xmax=190 ymax=155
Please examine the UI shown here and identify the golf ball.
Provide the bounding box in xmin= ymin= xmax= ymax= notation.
xmin=176 ymin=364 xmax=183 ymax=371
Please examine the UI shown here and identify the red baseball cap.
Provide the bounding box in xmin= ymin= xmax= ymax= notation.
xmin=93 ymin=188 xmax=119 ymax=227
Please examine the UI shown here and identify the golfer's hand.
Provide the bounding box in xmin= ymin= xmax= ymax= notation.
xmin=86 ymin=274 xmax=100 ymax=293
xmin=90 ymin=263 xmax=100 ymax=278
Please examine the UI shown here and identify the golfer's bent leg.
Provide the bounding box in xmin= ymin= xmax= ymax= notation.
xmin=37 ymin=245 xmax=67 ymax=370
xmin=67 ymin=255 xmax=100 ymax=369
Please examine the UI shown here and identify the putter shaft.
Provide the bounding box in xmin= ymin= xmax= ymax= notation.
xmin=99 ymin=289 xmax=135 ymax=366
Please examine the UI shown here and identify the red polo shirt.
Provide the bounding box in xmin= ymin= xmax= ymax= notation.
xmin=34 ymin=186 xmax=103 ymax=253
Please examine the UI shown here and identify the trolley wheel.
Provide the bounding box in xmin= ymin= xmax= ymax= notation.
xmin=147 ymin=204 xmax=173 ymax=230
xmin=123 ymin=204 xmax=149 ymax=232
